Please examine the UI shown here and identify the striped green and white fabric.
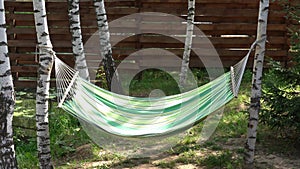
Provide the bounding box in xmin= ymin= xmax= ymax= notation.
xmin=54 ymin=42 xmax=256 ymax=137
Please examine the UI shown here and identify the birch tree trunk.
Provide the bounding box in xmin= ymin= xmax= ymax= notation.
xmin=93 ymin=0 xmax=122 ymax=92
xmin=179 ymin=0 xmax=195 ymax=86
xmin=244 ymin=0 xmax=269 ymax=167
xmin=0 ymin=0 xmax=18 ymax=168
xmin=33 ymin=0 xmax=54 ymax=168
xmin=68 ymin=0 xmax=90 ymax=81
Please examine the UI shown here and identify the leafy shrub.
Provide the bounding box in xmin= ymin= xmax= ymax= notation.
xmin=262 ymin=1 xmax=300 ymax=131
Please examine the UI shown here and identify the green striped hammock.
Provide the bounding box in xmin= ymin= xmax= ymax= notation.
xmin=55 ymin=42 xmax=256 ymax=138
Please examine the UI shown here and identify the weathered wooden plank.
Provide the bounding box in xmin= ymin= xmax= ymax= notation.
xmin=8 ymin=40 xmax=72 ymax=47
xmin=11 ymin=66 xmax=38 ymax=73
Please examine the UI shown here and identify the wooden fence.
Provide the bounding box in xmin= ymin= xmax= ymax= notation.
xmin=4 ymin=0 xmax=294 ymax=88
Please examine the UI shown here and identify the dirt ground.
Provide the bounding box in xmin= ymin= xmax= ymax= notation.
xmin=63 ymin=136 xmax=300 ymax=169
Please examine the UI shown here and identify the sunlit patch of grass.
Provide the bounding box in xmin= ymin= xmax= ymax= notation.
xmin=175 ymin=150 xmax=198 ymax=164
xmin=216 ymin=111 xmax=248 ymax=138
xmin=200 ymin=150 xmax=243 ymax=169
xmin=14 ymin=99 xmax=35 ymax=117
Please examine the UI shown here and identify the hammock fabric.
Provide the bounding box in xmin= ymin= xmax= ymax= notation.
xmin=55 ymin=42 xmax=256 ymax=137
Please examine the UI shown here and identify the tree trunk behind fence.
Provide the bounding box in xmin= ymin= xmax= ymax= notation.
xmin=179 ymin=0 xmax=195 ymax=87
xmin=33 ymin=0 xmax=54 ymax=168
xmin=68 ymin=0 xmax=90 ymax=81
xmin=244 ymin=0 xmax=269 ymax=167
xmin=0 ymin=0 xmax=18 ymax=168
xmin=93 ymin=0 xmax=122 ymax=92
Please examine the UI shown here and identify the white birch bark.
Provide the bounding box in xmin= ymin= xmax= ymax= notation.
xmin=179 ymin=0 xmax=195 ymax=86
xmin=0 ymin=0 xmax=18 ymax=168
xmin=68 ymin=0 xmax=90 ymax=81
xmin=94 ymin=0 xmax=122 ymax=92
xmin=33 ymin=0 xmax=54 ymax=168
xmin=244 ymin=0 xmax=269 ymax=167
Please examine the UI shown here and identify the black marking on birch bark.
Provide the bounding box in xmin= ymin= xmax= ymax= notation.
xmin=0 ymin=60 xmax=4 ymax=64
xmin=250 ymin=103 xmax=260 ymax=109
xmin=34 ymin=10 xmax=40 ymax=13
xmin=0 ymin=150 xmax=14 ymax=155
xmin=36 ymin=114 xmax=45 ymax=118
xmin=249 ymin=136 xmax=256 ymax=139
xmin=263 ymin=7 xmax=269 ymax=11
xmin=70 ymin=20 xmax=79 ymax=25
xmin=0 ymin=24 xmax=6 ymax=28
xmin=39 ymin=53 xmax=48 ymax=57
xmin=260 ymin=0 xmax=264 ymax=3
xmin=37 ymin=136 xmax=50 ymax=141
xmin=37 ymin=23 xmax=43 ymax=26
xmin=0 ymin=41 xmax=7 ymax=46
xmin=97 ymin=17 xmax=107 ymax=22
xmin=37 ymin=80 xmax=44 ymax=88
xmin=38 ymin=69 xmax=49 ymax=75
xmin=250 ymin=96 xmax=260 ymax=103
xmin=249 ymin=117 xmax=258 ymax=121
xmin=188 ymin=8 xmax=195 ymax=15
xmin=37 ymin=91 xmax=47 ymax=97
xmin=37 ymin=129 xmax=48 ymax=132
xmin=40 ymin=152 xmax=51 ymax=156
xmin=71 ymin=10 xmax=79 ymax=15
xmin=98 ymin=23 xmax=106 ymax=27
xmin=38 ymin=142 xmax=51 ymax=147
xmin=257 ymin=60 xmax=263 ymax=64
xmin=252 ymin=83 xmax=258 ymax=90
xmin=72 ymin=27 xmax=80 ymax=31
xmin=40 ymin=56 xmax=53 ymax=62
xmin=72 ymin=37 xmax=81 ymax=42
xmin=99 ymin=37 xmax=110 ymax=41
xmin=42 ymin=15 xmax=46 ymax=18
xmin=0 ymin=9 xmax=4 ymax=12
xmin=258 ymin=19 xmax=265 ymax=23
xmin=246 ymin=147 xmax=255 ymax=152
xmin=36 ymin=100 xmax=48 ymax=104
xmin=41 ymin=32 xmax=48 ymax=37
xmin=1 ymin=86 xmax=13 ymax=91
xmin=97 ymin=13 xmax=106 ymax=17
xmin=0 ymin=70 xmax=11 ymax=77
xmin=38 ymin=142 xmax=51 ymax=146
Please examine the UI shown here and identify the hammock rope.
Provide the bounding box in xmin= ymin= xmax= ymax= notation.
xmin=54 ymin=41 xmax=256 ymax=137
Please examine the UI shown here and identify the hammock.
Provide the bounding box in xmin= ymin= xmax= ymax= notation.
xmin=55 ymin=42 xmax=256 ymax=137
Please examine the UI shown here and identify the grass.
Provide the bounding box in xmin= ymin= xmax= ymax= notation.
xmin=14 ymin=98 xmax=91 ymax=168
xmin=13 ymin=68 xmax=299 ymax=168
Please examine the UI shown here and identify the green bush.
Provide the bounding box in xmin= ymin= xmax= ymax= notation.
xmin=262 ymin=1 xmax=300 ymax=131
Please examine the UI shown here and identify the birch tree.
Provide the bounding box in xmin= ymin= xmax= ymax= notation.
xmin=33 ymin=0 xmax=55 ymax=168
xmin=68 ymin=0 xmax=89 ymax=81
xmin=179 ymin=0 xmax=195 ymax=86
xmin=0 ymin=0 xmax=18 ymax=168
xmin=244 ymin=0 xmax=269 ymax=167
xmin=94 ymin=0 xmax=122 ymax=92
